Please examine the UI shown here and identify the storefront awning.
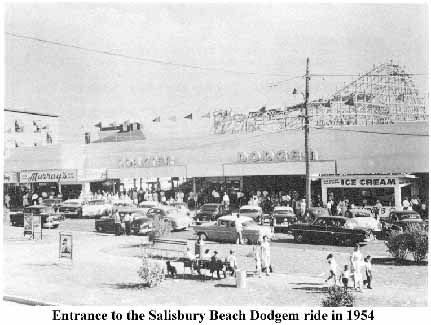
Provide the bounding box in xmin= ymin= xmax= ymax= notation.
xmin=107 ymin=166 xmax=187 ymax=179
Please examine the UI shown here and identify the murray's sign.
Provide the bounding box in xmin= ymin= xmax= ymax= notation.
xmin=20 ymin=170 xmax=78 ymax=183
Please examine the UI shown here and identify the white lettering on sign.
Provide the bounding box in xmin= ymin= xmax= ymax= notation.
xmin=237 ymin=149 xmax=318 ymax=163
xmin=118 ymin=155 xmax=175 ymax=168
xmin=323 ymin=178 xmax=396 ymax=187
xmin=20 ymin=170 xmax=77 ymax=183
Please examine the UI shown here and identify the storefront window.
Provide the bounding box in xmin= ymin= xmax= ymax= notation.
xmin=327 ymin=187 xmax=395 ymax=206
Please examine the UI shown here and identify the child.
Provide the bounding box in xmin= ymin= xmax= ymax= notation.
xmin=363 ymin=255 xmax=373 ymax=289
xmin=340 ymin=265 xmax=351 ymax=292
xmin=325 ymin=254 xmax=338 ymax=285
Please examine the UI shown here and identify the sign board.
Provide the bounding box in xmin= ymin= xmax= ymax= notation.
xmin=59 ymin=232 xmax=73 ymax=260
xmin=4 ymin=172 xmax=18 ymax=184
xmin=237 ymin=149 xmax=318 ymax=163
xmin=20 ymin=170 xmax=78 ymax=183
xmin=23 ymin=214 xmax=42 ymax=240
xmin=362 ymin=206 xmax=395 ymax=219
xmin=118 ymin=155 xmax=175 ymax=168
xmin=322 ymin=177 xmax=397 ymax=188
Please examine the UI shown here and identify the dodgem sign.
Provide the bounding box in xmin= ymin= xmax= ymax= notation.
xmin=20 ymin=170 xmax=78 ymax=183
xmin=237 ymin=149 xmax=318 ymax=163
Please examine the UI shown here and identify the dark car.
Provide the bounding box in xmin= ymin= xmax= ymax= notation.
xmin=381 ymin=210 xmax=426 ymax=236
xmin=195 ymin=204 xmax=230 ymax=222
xmin=10 ymin=205 xmax=63 ymax=228
xmin=95 ymin=215 xmax=124 ymax=234
xmin=131 ymin=211 xmax=153 ymax=235
xmin=289 ymin=216 xmax=372 ymax=246
xmin=8 ymin=208 xmax=24 ymax=226
xmin=41 ymin=198 xmax=63 ymax=212
xmin=272 ymin=206 xmax=297 ymax=233
xmin=58 ymin=199 xmax=84 ymax=218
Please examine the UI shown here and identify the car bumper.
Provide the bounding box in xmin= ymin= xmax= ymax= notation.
xmin=60 ymin=211 xmax=80 ymax=217
xmin=43 ymin=221 xmax=60 ymax=228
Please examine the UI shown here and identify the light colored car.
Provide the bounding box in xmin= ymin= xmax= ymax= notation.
xmin=82 ymin=199 xmax=112 ymax=218
xmin=239 ymin=205 xmax=263 ymax=223
xmin=59 ymin=199 xmax=85 ymax=218
xmin=193 ymin=215 xmax=272 ymax=244
xmin=344 ymin=208 xmax=382 ymax=233
xmin=138 ymin=201 xmax=161 ymax=214
xmin=272 ymin=206 xmax=297 ymax=233
xmin=168 ymin=210 xmax=194 ymax=231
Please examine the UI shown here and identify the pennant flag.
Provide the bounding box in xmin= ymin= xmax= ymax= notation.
xmin=201 ymin=112 xmax=211 ymax=119
xmin=184 ymin=113 xmax=193 ymax=119
xmin=292 ymin=88 xmax=297 ymax=95
xmin=152 ymin=116 xmax=161 ymax=122
xmin=168 ymin=116 xmax=176 ymax=122
xmin=94 ymin=122 xmax=102 ymax=129
xmin=259 ymin=106 xmax=266 ymax=113
xmin=323 ymin=100 xmax=331 ymax=108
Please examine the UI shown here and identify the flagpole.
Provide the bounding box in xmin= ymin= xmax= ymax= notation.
xmin=304 ymin=58 xmax=312 ymax=211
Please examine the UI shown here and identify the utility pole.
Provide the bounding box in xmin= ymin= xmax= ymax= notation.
xmin=304 ymin=57 xmax=312 ymax=210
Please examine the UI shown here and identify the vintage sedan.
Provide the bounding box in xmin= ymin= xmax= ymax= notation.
xmin=193 ymin=215 xmax=272 ymax=244
xmin=59 ymin=199 xmax=84 ymax=218
xmin=82 ymin=199 xmax=112 ymax=218
xmin=11 ymin=205 xmax=63 ymax=229
xmin=381 ymin=210 xmax=426 ymax=235
xmin=239 ymin=205 xmax=263 ymax=223
xmin=95 ymin=215 xmax=124 ymax=234
xmin=195 ymin=204 xmax=230 ymax=222
xmin=131 ymin=211 xmax=153 ymax=235
xmin=137 ymin=201 xmax=161 ymax=214
xmin=272 ymin=206 xmax=297 ymax=233
xmin=344 ymin=208 xmax=382 ymax=234
xmin=290 ymin=216 xmax=372 ymax=246
xmin=41 ymin=198 xmax=63 ymax=212
xmin=146 ymin=207 xmax=192 ymax=231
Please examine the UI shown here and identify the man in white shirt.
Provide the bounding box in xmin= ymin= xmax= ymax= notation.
xmin=222 ymin=192 xmax=230 ymax=208
xmin=226 ymin=250 xmax=237 ymax=276
xmin=235 ymin=214 xmax=243 ymax=244
xmin=402 ymin=197 xmax=411 ymax=210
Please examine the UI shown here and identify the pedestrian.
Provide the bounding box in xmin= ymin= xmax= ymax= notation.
xmin=31 ymin=192 xmax=39 ymax=205
xmin=260 ymin=235 xmax=271 ymax=276
xmin=402 ymin=197 xmax=411 ymax=210
xmin=195 ymin=234 xmax=205 ymax=258
xmin=254 ymin=244 xmax=262 ymax=278
xmin=222 ymin=192 xmax=230 ymax=209
xmin=4 ymin=193 xmax=10 ymax=209
xmin=340 ymin=265 xmax=352 ymax=292
xmin=124 ymin=213 xmax=132 ymax=235
xmin=210 ymin=251 xmax=223 ymax=279
xmin=225 ymin=250 xmax=237 ymax=276
xmin=363 ymin=255 xmax=373 ymax=289
xmin=234 ymin=214 xmax=243 ymax=245
xmin=325 ymin=253 xmax=338 ymax=285
xmin=114 ymin=209 xmax=122 ymax=236
xmin=350 ymin=244 xmax=363 ymax=291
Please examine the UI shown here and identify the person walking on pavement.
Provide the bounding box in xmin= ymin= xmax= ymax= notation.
xmin=114 ymin=209 xmax=122 ymax=236
xmin=260 ymin=235 xmax=271 ymax=276
xmin=124 ymin=213 xmax=132 ymax=235
xmin=235 ymin=214 xmax=243 ymax=245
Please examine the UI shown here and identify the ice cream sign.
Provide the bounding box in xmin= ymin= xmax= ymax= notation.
xmin=20 ymin=170 xmax=78 ymax=183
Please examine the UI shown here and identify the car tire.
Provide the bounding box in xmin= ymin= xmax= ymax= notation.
xmin=294 ymin=232 xmax=304 ymax=243
xmin=96 ymin=225 xmax=103 ymax=232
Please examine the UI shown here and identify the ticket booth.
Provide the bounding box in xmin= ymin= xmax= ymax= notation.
xmin=321 ymin=174 xmax=419 ymax=217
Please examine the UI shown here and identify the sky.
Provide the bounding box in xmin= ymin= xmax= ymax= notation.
xmin=4 ymin=3 xmax=429 ymax=142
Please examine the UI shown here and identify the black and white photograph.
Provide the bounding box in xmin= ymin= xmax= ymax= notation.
xmin=2 ymin=1 xmax=429 ymax=310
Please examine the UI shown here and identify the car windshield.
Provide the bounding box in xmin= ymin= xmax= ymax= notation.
xmin=24 ymin=207 xmax=48 ymax=214
xmin=88 ymin=200 xmax=104 ymax=205
xmin=140 ymin=204 xmax=157 ymax=208
xmin=240 ymin=209 xmax=258 ymax=213
xmin=399 ymin=214 xmax=421 ymax=220
xmin=201 ymin=205 xmax=218 ymax=211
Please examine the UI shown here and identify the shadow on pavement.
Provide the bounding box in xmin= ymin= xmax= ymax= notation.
xmin=214 ymin=284 xmax=236 ymax=288
xmin=101 ymin=283 xmax=148 ymax=290
xmin=292 ymin=286 xmax=328 ymax=293
xmin=290 ymin=282 xmax=323 ymax=286
xmin=371 ymin=257 xmax=428 ymax=266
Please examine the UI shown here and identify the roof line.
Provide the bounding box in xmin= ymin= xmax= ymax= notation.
xmin=4 ymin=108 xmax=59 ymax=118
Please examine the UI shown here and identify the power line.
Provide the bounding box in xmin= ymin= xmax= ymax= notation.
xmin=311 ymin=73 xmax=429 ymax=77
xmin=6 ymin=31 xmax=296 ymax=78
xmin=312 ymin=126 xmax=428 ymax=137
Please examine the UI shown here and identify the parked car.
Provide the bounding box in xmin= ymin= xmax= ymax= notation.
xmin=381 ymin=210 xmax=426 ymax=236
xmin=146 ymin=207 xmax=192 ymax=231
xmin=59 ymin=199 xmax=84 ymax=218
xmin=272 ymin=206 xmax=297 ymax=233
xmin=239 ymin=205 xmax=263 ymax=223
xmin=131 ymin=211 xmax=154 ymax=235
xmin=8 ymin=208 xmax=24 ymax=226
xmin=193 ymin=215 xmax=272 ymax=244
xmin=195 ymin=203 xmax=230 ymax=222
xmin=82 ymin=199 xmax=112 ymax=218
xmin=11 ymin=205 xmax=63 ymax=229
xmin=344 ymin=208 xmax=382 ymax=234
xmin=169 ymin=202 xmax=193 ymax=216
xmin=95 ymin=215 xmax=124 ymax=234
xmin=289 ymin=216 xmax=372 ymax=246
xmin=41 ymin=198 xmax=63 ymax=212
xmin=137 ymin=201 xmax=161 ymax=214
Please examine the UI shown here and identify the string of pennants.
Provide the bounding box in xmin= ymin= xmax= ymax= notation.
xmin=152 ymin=112 xmax=212 ymax=122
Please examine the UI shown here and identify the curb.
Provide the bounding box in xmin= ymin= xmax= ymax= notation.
xmin=3 ymin=295 xmax=58 ymax=306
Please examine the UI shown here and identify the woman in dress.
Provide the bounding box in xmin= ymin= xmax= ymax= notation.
xmin=260 ymin=235 xmax=271 ymax=276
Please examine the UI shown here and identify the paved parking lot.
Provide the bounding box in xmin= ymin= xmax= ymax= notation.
xmin=3 ymin=218 xmax=428 ymax=306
